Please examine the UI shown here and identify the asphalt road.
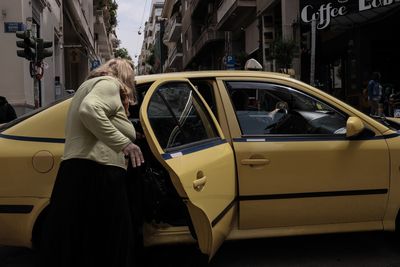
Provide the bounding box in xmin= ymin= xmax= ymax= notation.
xmin=2 ymin=232 xmax=400 ymax=267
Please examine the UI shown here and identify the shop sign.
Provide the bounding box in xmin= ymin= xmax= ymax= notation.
xmin=91 ymin=59 xmax=101 ymax=70
xmin=226 ymin=55 xmax=236 ymax=70
xmin=4 ymin=22 xmax=25 ymax=33
xmin=300 ymin=0 xmax=399 ymax=30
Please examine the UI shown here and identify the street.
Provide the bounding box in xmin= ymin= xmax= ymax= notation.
xmin=2 ymin=232 xmax=400 ymax=267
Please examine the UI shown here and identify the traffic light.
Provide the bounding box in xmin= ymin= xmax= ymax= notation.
xmin=16 ymin=30 xmax=36 ymax=61
xmin=37 ymin=38 xmax=53 ymax=61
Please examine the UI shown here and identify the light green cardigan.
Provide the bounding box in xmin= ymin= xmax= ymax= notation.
xmin=63 ymin=76 xmax=136 ymax=169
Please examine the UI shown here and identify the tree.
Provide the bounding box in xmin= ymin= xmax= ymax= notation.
xmin=107 ymin=0 xmax=118 ymax=34
xmin=114 ymin=48 xmax=132 ymax=60
xmin=235 ymin=51 xmax=249 ymax=69
xmin=270 ymin=38 xmax=297 ymax=70
xmin=98 ymin=0 xmax=118 ymax=34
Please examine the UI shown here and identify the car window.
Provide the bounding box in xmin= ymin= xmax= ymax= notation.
xmin=191 ymin=80 xmax=217 ymax=118
xmin=147 ymin=82 xmax=219 ymax=151
xmin=225 ymin=81 xmax=348 ymax=136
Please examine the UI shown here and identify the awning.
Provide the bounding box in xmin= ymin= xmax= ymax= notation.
xmin=330 ymin=2 xmax=400 ymax=30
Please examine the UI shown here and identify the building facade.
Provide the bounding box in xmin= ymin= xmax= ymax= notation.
xmin=138 ymin=0 xmax=165 ymax=75
xmin=162 ymin=0 xmax=183 ymax=72
xmin=0 ymin=0 xmax=64 ymax=114
xmin=0 ymin=0 xmax=114 ymax=115
xmin=298 ymin=0 xmax=400 ymax=109
xmin=160 ymin=0 xmax=265 ymax=71
xmin=157 ymin=0 xmax=400 ymax=110
xmin=63 ymin=0 xmax=116 ymax=93
xmin=181 ymin=0 xmax=225 ymax=70
xmin=258 ymin=0 xmax=300 ymax=77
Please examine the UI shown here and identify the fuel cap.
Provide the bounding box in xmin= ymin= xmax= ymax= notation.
xmin=32 ymin=150 xmax=54 ymax=173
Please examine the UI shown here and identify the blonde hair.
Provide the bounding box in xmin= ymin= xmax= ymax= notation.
xmin=87 ymin=58 xmax=136 ymax=102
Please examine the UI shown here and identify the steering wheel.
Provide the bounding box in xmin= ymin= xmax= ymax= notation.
xmin=275 ymin=101 xmax=289 ymax=114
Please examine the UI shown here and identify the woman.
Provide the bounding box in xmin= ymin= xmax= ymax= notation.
xmin=41 ymin=58 xmax=144 ymax=267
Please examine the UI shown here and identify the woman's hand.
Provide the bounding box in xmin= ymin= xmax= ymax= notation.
xmin=122 ymin=143 xmax=144 ymax=168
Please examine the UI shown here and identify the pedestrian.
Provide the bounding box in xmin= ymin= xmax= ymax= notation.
xmin=40 ymin=58 xmax=144 ymax=267
xmin=0 ymin=96 xmax=17 ymax=123
xmin=367 ymin=72 xmax=383 ymax=116
xmin=360 ymin=80 xmax=370 ymax=114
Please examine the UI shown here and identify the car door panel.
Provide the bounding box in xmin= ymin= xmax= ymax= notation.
xmin=235 ymin=138 xmax=389 ymax=195
xmin=140 ymin=78 xmax=236 ymax=258
xmin=235 ymin=138 xmax=389 ymax=229
xmin=217 ymin=78 xmax=390 ymax=229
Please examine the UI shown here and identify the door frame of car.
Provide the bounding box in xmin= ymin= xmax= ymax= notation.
xmin=214 ymin=76 xmax=392 ymax=231
xmin=139 ymin=77 xmax=237 ymax=258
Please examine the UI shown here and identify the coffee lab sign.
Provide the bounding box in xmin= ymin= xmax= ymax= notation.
xmin=301 ymin=0 xmax=399 ymax=29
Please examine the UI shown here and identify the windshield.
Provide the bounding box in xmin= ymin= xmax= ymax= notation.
xmin=371 ymin=116 xmax=400 ymax=131
xmin=0 ymin=96 xmax=72 ymax=132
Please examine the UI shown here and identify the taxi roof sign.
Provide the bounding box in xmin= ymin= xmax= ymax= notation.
xmin=244 ymin=58 xmax=263 ymax=71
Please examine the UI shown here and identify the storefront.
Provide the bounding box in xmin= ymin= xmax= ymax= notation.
xmin=300 ymin=0 xmax=400 ymax=111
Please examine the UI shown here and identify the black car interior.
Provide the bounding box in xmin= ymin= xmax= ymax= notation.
xmin=127 ymin=83 xmax=191 ymax=229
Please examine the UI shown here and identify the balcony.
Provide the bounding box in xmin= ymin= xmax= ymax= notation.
xmin=94 ymin=9 xmax=113 ymax=60
xmin=163 ymin=15 xmax=182 ymax=43
xmin=191 ymin=0 xmax=214 ymax=19
xmin=65 ymin=0 xmax=95 ymax=47
xmin=256 ymin=0 xmax=274 ymax=15
xmin=184 ymin=27 xmax=224 ymax=68
xmin=217 ymin=0 xmax=256 ymax=31
xmin=163 ymin=45 xmax=183 ymax=72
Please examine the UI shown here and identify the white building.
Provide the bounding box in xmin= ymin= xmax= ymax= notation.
xmin=64 ymin=0 xmax=116 ymax=93
xmin=162 ymin=0 xmax=183 ymax=72
xmin=0 ymin=0 xmax=114 ymax=116
xmin=138 ymin=0 xmax=165 ymax=75
xmin=0 ymin=0 xmax=64 ymax=115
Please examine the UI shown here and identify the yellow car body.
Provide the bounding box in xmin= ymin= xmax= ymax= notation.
xmin=1 ymin=71 xmax=400 ymax=259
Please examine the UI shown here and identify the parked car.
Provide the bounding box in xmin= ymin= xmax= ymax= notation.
xmin=1 ymin=71 xmax=400 ymax=261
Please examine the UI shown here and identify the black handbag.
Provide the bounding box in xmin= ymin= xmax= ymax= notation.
xmin=142 ymin=165 xmax=169 ymax=223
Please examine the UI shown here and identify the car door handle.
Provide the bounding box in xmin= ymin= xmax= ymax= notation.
xmin=241 ymin=159 xmax=270 ymax=166
xmin=193 ymin=176 xmax=207 ymax=191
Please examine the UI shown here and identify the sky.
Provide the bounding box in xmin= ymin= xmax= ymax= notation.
xmin=115 ymin=0 xmax=152 ymax=63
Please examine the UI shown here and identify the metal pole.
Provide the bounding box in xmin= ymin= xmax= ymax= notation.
xmin=310 ymin=19 xmax=316 ymax=86
xmin=30 ymin=23 xmax=41 ymax=108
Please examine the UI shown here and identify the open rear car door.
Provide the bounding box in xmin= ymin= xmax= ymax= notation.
xmin=140 ymin=78 xmax=236 ymax=258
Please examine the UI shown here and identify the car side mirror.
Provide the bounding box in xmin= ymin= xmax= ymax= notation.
xmin=346 ymin=117 xmax=365 ymax=138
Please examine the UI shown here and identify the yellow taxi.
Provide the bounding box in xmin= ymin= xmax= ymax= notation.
xmin=1 ymin=71 xmax=400 ymax=260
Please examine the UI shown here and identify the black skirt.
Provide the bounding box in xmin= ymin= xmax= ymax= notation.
xmin=40 ymin=158 xmax=134 ymax=267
